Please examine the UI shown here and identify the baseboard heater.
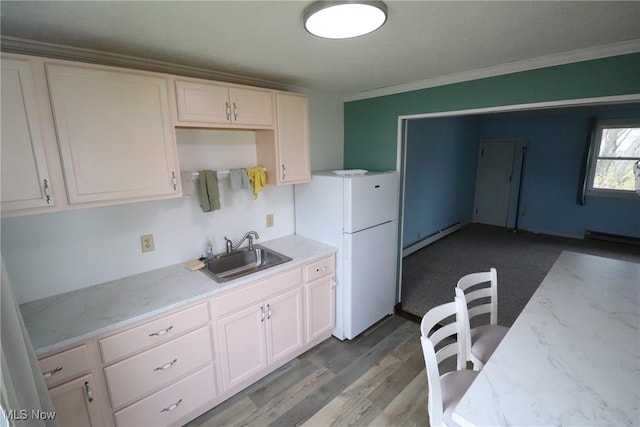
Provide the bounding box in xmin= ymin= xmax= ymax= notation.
xmin=584 ymin=230 xmax=640 ymax=247
xmin=403 ymin=222 xmax=462 ymax=257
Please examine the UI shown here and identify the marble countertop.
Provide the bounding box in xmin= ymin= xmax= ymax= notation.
xmin=20 ymin=234 xmax=337 ymax=356
xmin=453 ymin=251 xmax=640 ymax=426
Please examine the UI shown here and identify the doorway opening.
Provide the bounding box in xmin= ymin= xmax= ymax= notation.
xmin=394 ymin=94 xmax=640 ymax=305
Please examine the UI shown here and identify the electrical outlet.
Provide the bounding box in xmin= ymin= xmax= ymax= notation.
xmin=140 ymin=234 xmax=155 ymax=253
xmin=266 ymin=213 xmax=274 ymax=228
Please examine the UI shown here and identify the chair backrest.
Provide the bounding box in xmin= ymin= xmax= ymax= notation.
xmin=420 ymin=298 xmax=466 ymax=427
xmin=456 ymin=267 xmax=498 ymax=325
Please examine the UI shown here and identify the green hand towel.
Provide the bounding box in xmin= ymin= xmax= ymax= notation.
xmin=199 ymin=170 xmax=221 ymax=212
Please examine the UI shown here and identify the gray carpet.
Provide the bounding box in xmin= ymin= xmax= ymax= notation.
xmin=401 ymin=223 xmax=640 ymax=327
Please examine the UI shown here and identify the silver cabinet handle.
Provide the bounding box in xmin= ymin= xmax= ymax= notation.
xmin=154 ymin=358 xmax=178 ymax=371
xmin=225 ymin=101 xmax=231 ymax=121
xmin=161 ymin=398 xmax=183 ymax=413
xmin=149 ymin=325 xmax=173 ymax=337
xmin=171 ymin=171 xmax=177 ymax=191
xmin=84 ymin=381 xmax=94 ymax=402
xmin=316 ymin=266 xmax=328 ymax=272
xmin=281 ymin=164 xmax=286 ymax=180
xmin=43 ymin=179 xmax=52 ymax=204
xmin=43 ymin=366 xmax=63 ymax=378
xmin=267 ymin=304 xmax=272 ymax=320
xmin=233 ymin=102 xmax=238 ymax=121
xmin=260 ymin=306 xmax=265 ymax=322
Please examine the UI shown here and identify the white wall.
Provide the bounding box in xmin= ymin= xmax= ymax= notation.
xmin=1 ymin=92 xmax=344 ymax=304
xmin=308 ymin=90 xmax=344 ymax=171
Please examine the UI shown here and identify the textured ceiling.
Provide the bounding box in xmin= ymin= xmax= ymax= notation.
xmin=2 ymin=1 xmax=640 ymax=98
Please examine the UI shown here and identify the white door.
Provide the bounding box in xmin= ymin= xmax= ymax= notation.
xmin=344 ymin=220 xmax=397 ymax=339
xmin=473 ymin=140 xmax=517 ymax=227
xmin=344 ymin=172 xmax=398 ymax=232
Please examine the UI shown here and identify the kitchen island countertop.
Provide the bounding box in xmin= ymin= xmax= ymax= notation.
xmin=20 ymin=234 xmax=337 ymax=356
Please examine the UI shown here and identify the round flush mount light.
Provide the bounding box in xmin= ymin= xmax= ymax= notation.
xmin=303 ymin=1 xmax=387 ymax=39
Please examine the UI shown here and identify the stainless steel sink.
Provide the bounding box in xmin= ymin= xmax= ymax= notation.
xmin=202 ymin=245 xmax=292 ymax=282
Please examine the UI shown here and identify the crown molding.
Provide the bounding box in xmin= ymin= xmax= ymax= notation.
xmin=0 ymin=36 xmax=300 ymax=92
xmin=345 ymin=39 xmax=640 ymax=102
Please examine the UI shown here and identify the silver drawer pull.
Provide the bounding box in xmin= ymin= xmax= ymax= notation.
xmin=316 ymin=266 xmax=328 ymax=272
xmin=171 ymin=171 xmax=177 ymax=191
xmin=149 ymin=325 xmax=173 ymax=337
xmin=43 ymin=366 xmax=63 ymax=378
xmin=154 ymin=358 xmax=178 ymax=372
xmin=43 ymin=179 xmax=52 ymax=204
xmin=161 ymin=398 xmax=183 ymax=413
xmin=84 ymin=381 xmax=94 ymax=402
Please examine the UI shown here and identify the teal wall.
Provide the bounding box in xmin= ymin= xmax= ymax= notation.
xmin=344 ymin=54 xmax=640 ymax=170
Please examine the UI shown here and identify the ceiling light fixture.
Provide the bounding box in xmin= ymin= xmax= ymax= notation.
xmin=303 ymin=1 xmax=387 ymax=39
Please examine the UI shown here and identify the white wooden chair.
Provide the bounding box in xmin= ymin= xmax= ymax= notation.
xmin=455 ymin=268 xmax=509 ymax=370
xmin=420 ymin=297 xmax=479 ymax=427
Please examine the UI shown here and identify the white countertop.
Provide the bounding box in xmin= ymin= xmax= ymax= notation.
xmin=453 ymin=251 xmax=640 ymax=426
xmin=20 ymin=234 xmax=336 ymax=356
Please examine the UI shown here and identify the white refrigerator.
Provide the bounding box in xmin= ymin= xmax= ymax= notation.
xmin=294 ymin=171 xmax=399 ymax=340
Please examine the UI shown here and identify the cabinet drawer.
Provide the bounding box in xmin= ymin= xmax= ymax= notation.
xmin=214 ymin=267 xmax=302 ymax=317
xmin=304 ymin=256 xmax=335 ymax=282
xmin=104 ymin=326 xmax=213 ymax=409
xmin=39 ymin=344 xmax=90 ymax=388
xmin=114 ymin=364 xmax=216 ymax=427
xmin=100 ymin=302 xmax=209 ymax=364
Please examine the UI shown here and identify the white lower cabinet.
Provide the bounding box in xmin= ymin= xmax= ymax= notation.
xmin=49 ymin=373 xmax=104 ymax=427
xmin=104 ymin=326 xmax=213 ymax=409
xmin=113 ymin=364 xmax=216 ymax=427
xmin=39 ymin=254 xmax=335 ymax=427
xmin=38 ymin=345 xmax=105 ymax=427
xmin=216 ymin=301 xmax=269 ymax=389
xmin=305 ymin=275 xmax=335 ymax=342
xmin=265 ymin=287 xmax=305 ymax=364
xmin=304 ymin=255 xmax=336 ymax=343
xmin=215 ymin=270 xmax=304 ymax=391
xmin=100 ymin=302 xmax=216 ymax=427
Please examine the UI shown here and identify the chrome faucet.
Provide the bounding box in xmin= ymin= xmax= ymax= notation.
xmin=224 ymin=231 xmax=260 ymax=254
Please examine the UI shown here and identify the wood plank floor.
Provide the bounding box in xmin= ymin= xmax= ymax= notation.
xmin=185 ymin=315 xmax=428 ymax=427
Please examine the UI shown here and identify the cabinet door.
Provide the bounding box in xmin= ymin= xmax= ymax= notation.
xmin=49 ymin=373 xmax=103 ymax=427
xmin=265 ymin=287 xmax=304 ymax=365
xmin=1 ymin=57 xmax=54 ymax=211
xmin=175 ymin=80 xmax=231 ymax=124
xmin=276 ymin=93 xmax=310 ymax=184
xmin=217 ymin=302 xmax=268 ymax=391
xmin=46 ymin=63 xmax=179 ymax=204
xmin=305 ymin=275 xmax=335 ymax=343
xmin=229 ymin=87 xmax=273 ymax=126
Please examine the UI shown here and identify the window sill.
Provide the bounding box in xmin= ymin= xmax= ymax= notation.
xmin=585 ymin=189 xmax=640 ymax=200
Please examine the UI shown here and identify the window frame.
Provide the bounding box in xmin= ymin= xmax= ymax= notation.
xmin=585 ymin=118 xmax=640 ymax=199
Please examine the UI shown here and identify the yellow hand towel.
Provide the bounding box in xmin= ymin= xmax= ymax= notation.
xmin=246 ymin=166 xmax=266 ymax=199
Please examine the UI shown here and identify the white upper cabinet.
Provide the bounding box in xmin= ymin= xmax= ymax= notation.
xmin=275 ymin=92 xmax=310 ymax=184
xmin=257 ymin=92 xmax=310 ymax=185
xmin=46 ymin=63 xmax=180 ymax=204
xmin=1 ymin=56 xmax=55 ymax=212
xmin=175 ymin=79 xmax=274 ymax=127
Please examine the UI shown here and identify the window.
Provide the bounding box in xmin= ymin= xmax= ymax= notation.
xmin=587 ymin=119 xmax=640 ymax=198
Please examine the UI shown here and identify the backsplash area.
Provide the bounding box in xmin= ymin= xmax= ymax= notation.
xmin=2 ymin=128 xmax=295 ymax=304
